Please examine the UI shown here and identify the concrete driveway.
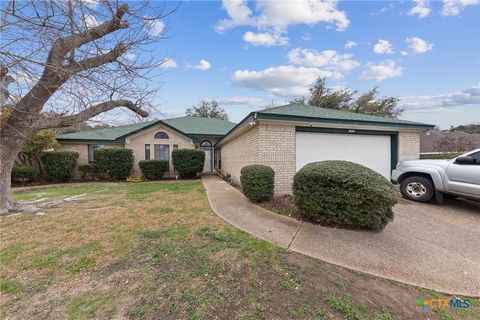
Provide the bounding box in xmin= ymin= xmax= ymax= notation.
xmin=202 ymin=175 xmax=480 ymax=296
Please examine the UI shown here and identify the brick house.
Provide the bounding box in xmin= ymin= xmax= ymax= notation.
xmin=57 ymin=103 xmax=434 ymax=194
xmin=56 ymin=116 xmax=236 ymax=177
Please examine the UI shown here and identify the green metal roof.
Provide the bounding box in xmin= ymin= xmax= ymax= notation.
xmin=57 ymin=116 xmax=237 ymax=142
xmin=256 ymin=104 xmax=434 ymax=128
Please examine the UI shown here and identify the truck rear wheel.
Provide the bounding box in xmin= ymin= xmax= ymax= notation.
xmin=400 ymin=176 xmax=435 ymax=202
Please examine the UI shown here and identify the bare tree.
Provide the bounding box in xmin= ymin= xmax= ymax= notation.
xmin=0 ymin=0 xmax=175 ymax=213
xmin=432 ymin=135 xmax=480 ymax=152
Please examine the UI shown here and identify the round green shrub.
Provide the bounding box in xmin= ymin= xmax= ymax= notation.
xmin=11 ymin=164 xmax=36 ymax=183
xmin=139 ymin=160 xmax=168 ymax=180
xmin=240 ymin=164 xmax=275 ymax=203
xmin=293 ymin=161 xmax=399 ymax=231
xmin=94 ymin=148 xmax=134 ymax=180
xmin=42 ymin=151 xmax=79 ymax=182
xmin=172 ymin=149 xmax=205 ymax=178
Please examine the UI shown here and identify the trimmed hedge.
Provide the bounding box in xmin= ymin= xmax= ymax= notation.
xmin=94 ymin=148 xmax=134 ymax=180
xmin=240 ymin=165 xmax=275 ymax=203
xmin=42 ymin=151 xmax=79 ymax=182
xmin=172 ymin=149 xmax=205 ymax=178
xmin=78 ymin=164 xmax=97 ymax=180
xmin=420 ymin=152 xmax=463 ymax=159
xmin=139 ymin=160 xmax=168 ymax=179
xmin=293 ymin=161 xmax=398 ymax=231
xmin=11 ymin=164 xmax=36 ymax=183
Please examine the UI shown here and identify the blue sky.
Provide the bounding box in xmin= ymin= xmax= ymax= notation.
xmin=137 ymin=0 xmax=479 ymax=129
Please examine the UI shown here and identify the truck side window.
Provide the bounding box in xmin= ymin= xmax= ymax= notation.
xmin=469 ymin=151 xmax=480 ymax=164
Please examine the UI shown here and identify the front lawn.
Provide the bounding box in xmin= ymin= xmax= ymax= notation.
xmin=1 ymin=181 xmax=478 ymax=319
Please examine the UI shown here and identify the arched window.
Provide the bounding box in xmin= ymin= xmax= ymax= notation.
xmin=200 ymin=140 xmax=212 ymax=147
xmin=154 ymin=131 xmax=169 ymax=139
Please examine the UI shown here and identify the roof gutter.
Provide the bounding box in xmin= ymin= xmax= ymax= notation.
xmin=255 ymin=112 xmax=435 ymax=130
xmin=214 ymin=112 xmax=255 ymax=147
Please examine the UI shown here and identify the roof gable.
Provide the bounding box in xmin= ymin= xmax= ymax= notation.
xmin=162 ymin=116 xmax=236 ymax=136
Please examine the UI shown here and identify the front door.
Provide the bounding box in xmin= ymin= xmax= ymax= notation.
xmin=202 ymin=148 xmax=212 ymax=173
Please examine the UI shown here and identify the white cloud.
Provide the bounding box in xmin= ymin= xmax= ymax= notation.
xmin=370 ymin=3 xmax=396 ymax=16
xmin=84 ymin=14 xmax=99 ymax=28
xmin=441 ymin=0 xmax=480 ymax=16
xmin=160 ymin=58 xmax=177 ymax=69
xmin=344 ymin=41 xmax=357 ymax=49
xmin=360 ymin=60 xmax=403 ymax=81
xmin=123 ymin=51 xmax=137 ymax=61
xmin=194 ymin=59 xmax=211 ymax=71
xmin=406 ymin=37 xmax=433 ymax=54
xmin=215 ymin=0 xmax=350 ymax=33
xmin=301 ymin=32 xmax=311 ymax=41
xmin=373 ymin=39 xmax=394 ymax=54
xmin=231 ymin=65 xmax=339 ymax=96
xmin=287 ymin=48 xmax=359 ymax=77
xmin=408 ymin=0 xmax=431 ymax=18
xmin=400 ymin=84 xmax=480 ymax=109
xmin=216 ymin=96 xmax=266 ymax=107
xmin=146 ymin=19 xmax=165 ymax=37
xmin=243 ymin=31 xmax=289 ymax=46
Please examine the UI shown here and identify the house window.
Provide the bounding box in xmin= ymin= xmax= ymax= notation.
xmin=200 ymin=140 xmax=212 ymax=147
xmin=145 ymin=144 xmax=150 ymax=160
xmin=88 ymin=144 xmax=105 ymax=163
xmin=154 ymin=131 xmax=169 ymax=139
xmin=173 ymin=144 xmax=178 ymax=150
xmin=154 ymin=144 xmax=170 ymax=163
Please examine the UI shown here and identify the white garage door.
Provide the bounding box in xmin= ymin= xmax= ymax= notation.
xmin=296 ymin=132 xmax=391 ymax=179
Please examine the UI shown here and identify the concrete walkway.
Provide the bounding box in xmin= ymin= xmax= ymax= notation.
xmin=202 ymin=175 xmax=480 ymax=297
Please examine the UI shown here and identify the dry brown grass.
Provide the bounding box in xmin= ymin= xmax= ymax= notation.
xmin=1 ymin=180 xmax=478 ymax=320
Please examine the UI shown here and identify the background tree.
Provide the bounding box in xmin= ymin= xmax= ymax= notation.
xmin=292 ymin=78 xmax=403 ymax=118
xmin=185 ymin=100 xmax=229 ymax=120
xmin=0 ymin=0 xmax=174 ymax=213
xmin=451 ymin=123 xmax=480 ymax=134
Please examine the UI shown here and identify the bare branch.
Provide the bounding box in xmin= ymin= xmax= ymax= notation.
xmin=68 ymin=43 xmax=126 ymax=73
xmin=46 ymin=4 xmax=129 ymax=67
xmin=36 ymin=99 xmax=148 ymax=129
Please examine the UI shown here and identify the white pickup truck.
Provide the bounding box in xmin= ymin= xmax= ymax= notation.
xmin=391 ymin=149 xmax=480 ymax=203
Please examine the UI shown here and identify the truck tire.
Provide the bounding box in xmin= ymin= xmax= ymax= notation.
xmin=400 ymin=176 xmax=435 ymax=202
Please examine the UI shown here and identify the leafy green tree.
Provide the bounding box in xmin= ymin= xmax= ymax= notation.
xmin=185 ymin=100 xmax=229 ymax=120
xmin=22 ymin=130 xmax=58 ymax=156
xmin=296 ymin=78 xmax=403 ymax=118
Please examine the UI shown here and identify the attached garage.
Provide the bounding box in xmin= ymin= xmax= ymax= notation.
xmin=216 ymin=103 xmax=434 ymax=195
xmin=295 ymin=128 xmax=396 ymax=179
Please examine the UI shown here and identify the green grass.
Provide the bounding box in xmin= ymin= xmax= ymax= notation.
xmin=3 ymin=180 xmax=478 ymax=320
xmin=0 ymin=279 xmax=23 ymax=294
xmin=67 ymin=293 xmax=111 ymax=320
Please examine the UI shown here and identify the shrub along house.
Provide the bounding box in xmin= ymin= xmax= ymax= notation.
xmin=56 ymin=104 xmax=434 ymax=192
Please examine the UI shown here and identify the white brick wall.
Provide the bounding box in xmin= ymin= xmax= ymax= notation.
xmin=220 ymin=123 xmax=295 ymax=195
xmin=220 ymin=125 xmax=260 ymax=184
xmin=398 ymin=131 xmax=421 ymax=162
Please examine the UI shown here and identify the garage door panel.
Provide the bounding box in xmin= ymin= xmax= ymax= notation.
xmin=296 ymin=132 xmax=391 ymax=179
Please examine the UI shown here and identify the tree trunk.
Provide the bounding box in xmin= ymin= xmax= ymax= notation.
xmin=0 ymin=133 xmax=26 ymax=214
